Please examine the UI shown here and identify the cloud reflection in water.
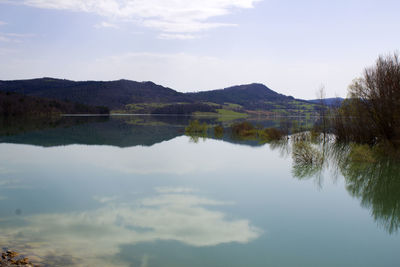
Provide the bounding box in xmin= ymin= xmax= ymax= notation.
xmin=0 ymin=188 xmax=262 ymax=266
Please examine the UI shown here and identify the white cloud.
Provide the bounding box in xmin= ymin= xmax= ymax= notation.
xmin=158 ymin=33 xmax=199 ymax=40
xmin=143 ymin=20 xmax=236 ymax=33
xmin=0 ymin=166 xmax=16 ymax=174
xmin=12 ymin=0 xmax=261 ymax=38
xmin=93 ymin=195 xmax=119 ymax=203
xmin=2 ymin=32 xmax=35 ymax=38
xmin=155 ymin=187 xmax=195 ymax=194
xmin=94 ymin=21 xmax=119 ymax=29
xmin=0 ymin=20 xmax=7 ymax=26
xmin=0 ymin=178 xmax=25 ymax=189
xmin=140 ymin=193 xmax=233 ymax=207
xmin=0 ymin=32 xmax=35 ymax=43
xmin=0 ymin=34 xmax=14 ymax=42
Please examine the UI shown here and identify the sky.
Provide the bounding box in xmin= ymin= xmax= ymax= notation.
xmin=0 ymin=0 xmax=399 ymax=99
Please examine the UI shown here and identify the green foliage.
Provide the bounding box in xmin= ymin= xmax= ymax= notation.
xmin=262 ymin=128 xmax=284 ymax=141
xmin=214 ymin=125 xmax=224 ymax=138
xmin=216 ymin=109 xmax=248 ymax=117
xmin=223 ymin=103 xmax=243 ymax=109
xmin=152 ymin=103 xmax=218 ymax=115
xmin=119 ymin=103 xmax=169 ymax=114
xmin=231 ymin=121 xmax=255 ymax=136
xmin=185 ymin=120 xmax=209 ymax=135
xmin=191 ymin=110 xmax=248 ymax=123
xmin=230 ymin=121 xmax=284 ymax=142
xmin=202 ymin=102 xmax=221 ymax=107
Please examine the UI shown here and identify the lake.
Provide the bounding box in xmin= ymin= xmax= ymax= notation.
xmin=0 ymin=115 xmax=399 ymax=267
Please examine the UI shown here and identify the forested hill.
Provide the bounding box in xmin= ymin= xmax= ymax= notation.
xmin=186 ymin=83 xmax=298 ymax=109
xmin=0 ymin=91 xmax=109 ymax=117
xmin=0 ymin=78 xmax=318 ymax=114
xmin=0 ymin=78 xmax=188 ymax=109
xmin=187 ymin=83 xmax=290 ymax=103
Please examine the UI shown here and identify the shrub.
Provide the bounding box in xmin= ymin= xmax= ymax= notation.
xmin=214 ymin=125 xmax=224 ymax=138
xmin=231 ymin=121 xmax=255 ymax=136
xmin=185 ymin=120 xmax=208 ymax=135
xmin=263 ymin=127 xmax=284 ymax=141
xmin=292 ymin=141 xmax=323 ymax=165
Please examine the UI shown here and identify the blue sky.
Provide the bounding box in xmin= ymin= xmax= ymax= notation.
xmin=0 ymin=0 xmax=399 ymax=98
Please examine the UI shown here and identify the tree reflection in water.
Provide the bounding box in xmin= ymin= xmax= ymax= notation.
xmin=271 ymin=134 xmax=400 ymax=234
xmin=291 ymin=140 xmax=324 ymax=186
xmin=341 ymin=153 xmax=400 ymax=234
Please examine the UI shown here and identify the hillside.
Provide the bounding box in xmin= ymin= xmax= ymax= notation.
xmin=308 ymin=97 xmax=344 ymax=107
xmin=0 ymin=78 xmax=188 ymax=109
xmin=186 ymin=83 xmax=315 ymax=111
xmin=0 ymin=78 xmax=320 ymax=116
xmin=187 ymin=83 xmax=291 ymax=106
xmin=0 ymin=91 xmax=109 ymax=117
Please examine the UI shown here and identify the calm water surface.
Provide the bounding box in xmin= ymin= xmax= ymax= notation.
xmin=0 ymin=116 xmax=399 ymax=266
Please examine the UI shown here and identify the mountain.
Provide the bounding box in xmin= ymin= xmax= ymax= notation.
xmin=308 ymin=97 xmax=344 ymax=107
xmin=0 ymin=78 xmax=320 ymax=115
xmin=187 ymin=83 xmax=297 ymax=109
xmin=0 ymin=78 xmax=188 ymax=109
xmin=187 ymin=83 xmax=289 ymax=102
xmin=0 ymin=91 xmax=109 ymax=117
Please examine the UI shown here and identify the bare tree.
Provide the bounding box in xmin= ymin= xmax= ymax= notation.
xmin=334 ymin=52 xmax=400 ymax=145
xmin=316 ymin=84 xmax=328 ymax=138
